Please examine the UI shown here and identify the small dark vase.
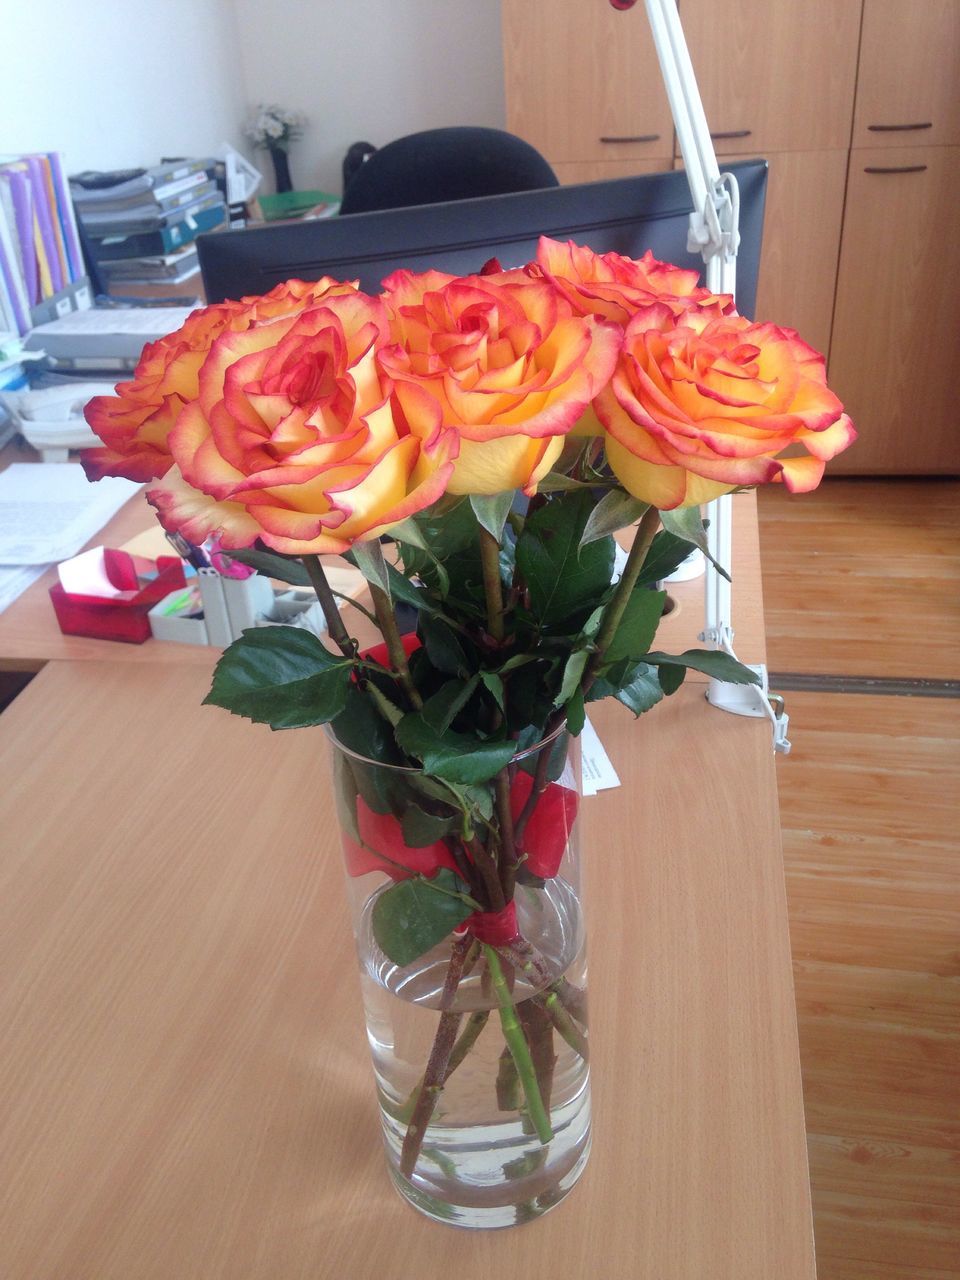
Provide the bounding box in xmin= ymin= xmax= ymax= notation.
xmin=268 ymin=146 xmax=293 ymax=193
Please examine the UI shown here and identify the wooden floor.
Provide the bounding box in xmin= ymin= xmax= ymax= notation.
xmin=757 ymin=479 xmax=960 ymax=1280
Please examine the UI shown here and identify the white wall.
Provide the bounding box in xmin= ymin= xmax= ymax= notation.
xmin=0 ymin=0 xmax=504 ymax=194
xmin=231 ymin=0 xmax=506 ymax=195
xmin=2 ymin=0 xmax=247 ymax=173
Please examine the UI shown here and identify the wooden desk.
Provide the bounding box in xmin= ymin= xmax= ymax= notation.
xmin=0 ymin=660 xmax=813 ymax=1279
xmin=0 ymin=490 xmax=766 ymax=676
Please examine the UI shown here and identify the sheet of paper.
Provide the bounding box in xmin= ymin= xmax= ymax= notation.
xmin=580 ymin=716 xmax=621 ymax=797
xmin=58 ymin=546 xmax=128 ymax=598
xmin=0 ymin=563 xmax=48 ymax=614
xmin=0 ymin=463 xmax=142 ymax=565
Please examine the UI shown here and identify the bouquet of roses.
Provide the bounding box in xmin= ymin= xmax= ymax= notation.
xmin=82 ymin=240 xmax=854 ymax=1199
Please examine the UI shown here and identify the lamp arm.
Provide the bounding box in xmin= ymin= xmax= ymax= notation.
xmin=640 ymin=0 xmax=790 ymax=752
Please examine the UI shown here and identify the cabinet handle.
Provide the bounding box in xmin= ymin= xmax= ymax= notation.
xmin=710 ymin=129 xmax=752 ymax=140
xmin=867 ymin=122 xmax=933 ymax=132
xmin=863 ymin=164 xmax=928 ymax=174
xmin=599 ymin=134 xmax=660 ymax=144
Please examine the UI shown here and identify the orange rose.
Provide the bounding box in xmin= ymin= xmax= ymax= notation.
xmin=146 ymin=292 xmax=457 ymax=555
xmin=595 ymin=307 xmax=857 ymax=508
xmin=378 ymin=269 xmax=621 ymax=495
xmin=535 ymin=236 xmax=733 ymax=326
xmin=82 ymin=278 xmax=357 ymax=482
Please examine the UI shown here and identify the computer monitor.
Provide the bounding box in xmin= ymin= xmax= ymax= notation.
xmin=198 ymin=162 xmax=767 ymax=315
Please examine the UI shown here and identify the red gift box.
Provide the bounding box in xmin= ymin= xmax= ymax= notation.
xmin=49 ymin=552 xmax=187 ymax=644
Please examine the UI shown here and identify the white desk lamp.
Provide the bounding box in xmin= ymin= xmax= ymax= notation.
xmin=633 ymin=0 xmax=791 ymax=752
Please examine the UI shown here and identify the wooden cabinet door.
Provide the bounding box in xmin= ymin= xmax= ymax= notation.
xmin=853 ymin=0 xmax=960 ymax=148
xmin=501 ymin=0 xmax=674 ymax=165
xmin=828 ymin=146 xmax=960 ymax=473
xmin=744 ymin=150 xmax=848 ymax=359
xmin=680 ymin=0 xmax=862 ymax=154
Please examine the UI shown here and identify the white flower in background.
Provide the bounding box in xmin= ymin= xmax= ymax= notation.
xmin=243 ymin=104 xmax=307 ymax=151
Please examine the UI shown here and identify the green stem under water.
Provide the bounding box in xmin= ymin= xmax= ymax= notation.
xmin=483 ymin=945 xmax=553 ymax=1144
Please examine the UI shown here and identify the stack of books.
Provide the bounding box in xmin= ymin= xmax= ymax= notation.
xmin=0 ymin=152 xmax=91 ymax=336
xmin=70 ymin=160 xmax=227 ymax=289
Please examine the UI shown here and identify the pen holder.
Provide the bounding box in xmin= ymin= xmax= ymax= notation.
xmin=148 ymin=587 xmax=208 ymax=646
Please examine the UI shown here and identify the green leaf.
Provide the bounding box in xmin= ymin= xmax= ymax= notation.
xmin=387 ymin=518 xmax=430 ymax=552
xmin=566 ymin=685 xmax=586 ymax=736
xmin=421 ymin=676 xmax=479 ymax=734
xmin=330 ymin=685 xmax=407 ymax=814
xmin=657 ymin=663 xmax=687 ymax=695
xmin=470 ymin=492 xmax=515 ymax=542
xmin=203 ymin=626 xmax=352 ymax=729
xmin=419 ymin=614 xmax=469 ymax=677
xmin=536 ymin=472 xmax=596 ymax=492
xmin=635 ymin=529 xmax=703 ymax=588
xmin=659 ymin=507 xmax=731 ymax=583
xmin=498 ymin=654 xmax=536 ymax=674
xmin=218 ymin=546 xmax=311 ymax=586
xmin=480 ymin=671 xmax=506 ymax=713
xmin=515 ymin=726 xmax=569 ymax=782
xmin=516 ymin=491 xmax=616 ymax=628
xmin=400 ymin=804 xmax=458 ymax=847
xmin=371 ymin=870 xmax=472 ymax=966
xmin=396 ymin=714 xmax=517 ymax=785
xmin=554 ymin=649 xmax=589 ymax=707
xmin=351 ymin=539 xmax=391 ymax=597
xmin=646 ymin=649 xmax=762 ymax=684
xmin=605 ymin=588 xmax=667 ymax=664
xmin=613 ymin=663 xmax=664 ymax=716
xmin=384 ymin=562 xmax=432 ymax=613
xmin=580 ymin=490 xmax=649 ymax=547
xmin=330 ymin=683 xmax=403 ymax=762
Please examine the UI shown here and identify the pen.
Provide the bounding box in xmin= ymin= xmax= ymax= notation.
xmin=165 ymin=530 xmax=210 ymax=570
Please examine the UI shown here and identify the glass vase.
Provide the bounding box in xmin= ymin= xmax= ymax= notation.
xmin=330 ymin=725 xmax=591 ymax=1228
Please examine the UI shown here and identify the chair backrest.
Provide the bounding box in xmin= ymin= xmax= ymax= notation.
xmin=339 ymin=126 xmax=558 ymax=216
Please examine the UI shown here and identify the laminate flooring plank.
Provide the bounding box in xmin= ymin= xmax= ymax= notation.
xmin=756 ymin=478 xmax=960 ymax=1280
xmin=758 ymin=478 xmax=960 ymax=681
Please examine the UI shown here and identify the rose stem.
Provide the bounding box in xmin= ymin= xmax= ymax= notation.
xmin=396 ymin=950 xmax=487 ymax=1125
xmin=496 ymin=938 xmax=588 ymax=1026
xmin=301 ymin=555 xmax=359 ymax=658
xmin=535 ymin=990 xmax=589 ymax=1061
xmin=495 ymin=772 xmax=520 ymax=901
xmin=399 ymin=933 xmax=473 ymax=1178
xmin=477 ymin=525 xmax=505 ymax=643
xmin=467 ymin=835 xmax=506 ymax=912
xmin=582 ymin=503 xmax=662 ymax=695
xmin=483 ymin=944 xmax=553 ymax=1144
xmin=476 ymin=525 xmax=523 ymax=901
xmin=496 ymin=1044 xmax=522 ymax=1110
xmin=367 ymin=580 xmax=423 ymax=711
xmin=514 ymin=505 xmax=663 ymax=842
xmin=518 ymin=999 xmax=556 ymax=1133
xmin=396 ymin=1009 xmax=491 ymax=1125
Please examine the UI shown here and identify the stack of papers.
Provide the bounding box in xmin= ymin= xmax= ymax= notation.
xmin=0 ymin=463 xmax=141 ymax=613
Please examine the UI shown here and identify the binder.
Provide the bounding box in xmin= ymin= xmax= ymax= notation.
xmin=89 ymin=201 xmax=227 ymax=259
xmin=45 ymin=152 xmax=84 ymax=281
xmin=0 ymin=198 xmax=30 ymax=334
xmin=31 ymin=155 xmax=70 ymax=287
xmin=23 ymin=156 xmax=64 ymax=294
xmin=0 ymin=167 xmax=38 ymax=305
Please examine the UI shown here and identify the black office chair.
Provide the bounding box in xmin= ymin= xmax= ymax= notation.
xmin=339 ymin=126 xmax=558 ymax=215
